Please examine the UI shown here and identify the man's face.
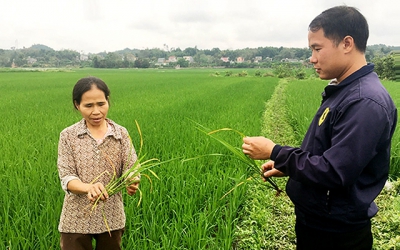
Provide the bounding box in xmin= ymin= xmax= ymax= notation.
xmin=308 ymin=28 xmax=346 ymax=82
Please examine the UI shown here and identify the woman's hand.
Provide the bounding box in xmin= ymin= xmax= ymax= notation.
xmin=127 ymin=181 xmax=140 ymax=196
xmin=87 ymin=182 xmax=109 ymax=202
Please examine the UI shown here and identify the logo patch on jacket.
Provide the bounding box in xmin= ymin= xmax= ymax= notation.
xmin=319 ymin=107 xmax=330 ymax=126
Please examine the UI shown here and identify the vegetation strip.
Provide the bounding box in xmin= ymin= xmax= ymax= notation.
xmin=234 ymin=79 xmax=297 ymax=249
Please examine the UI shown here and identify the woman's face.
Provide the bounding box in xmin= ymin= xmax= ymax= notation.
xmin=75 ymin=85 xmax=109 ymax=129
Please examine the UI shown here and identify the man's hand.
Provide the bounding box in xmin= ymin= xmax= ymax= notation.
xmin=242 ymin=136 xmax=276 ymax=160
xmin=261 ymin=161 xmax=285 ymax=180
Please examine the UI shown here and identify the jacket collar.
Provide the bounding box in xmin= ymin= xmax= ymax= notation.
xmin=321 ymin=63 xmax=375 ymax=101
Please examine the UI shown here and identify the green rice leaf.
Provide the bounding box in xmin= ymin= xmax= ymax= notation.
xmin=190 ymin=120 xmax=282 ymax=196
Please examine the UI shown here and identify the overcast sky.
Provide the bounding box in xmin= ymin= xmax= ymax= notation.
xmin=1 ymin=0 xmax=399 ymax=53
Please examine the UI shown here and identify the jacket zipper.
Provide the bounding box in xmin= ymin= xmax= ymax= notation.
xmin=326 ymin=190 xmax=331 ymax=214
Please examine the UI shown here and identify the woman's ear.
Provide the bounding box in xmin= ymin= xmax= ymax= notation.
xmin=74 ymin=101 xmax=80 ymax=110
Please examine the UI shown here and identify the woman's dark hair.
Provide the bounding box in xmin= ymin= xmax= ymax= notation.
xmin=309 ymin=6 xmax=369 ymax=52
xmin=72 ymin=76 xmax=110 ymax=110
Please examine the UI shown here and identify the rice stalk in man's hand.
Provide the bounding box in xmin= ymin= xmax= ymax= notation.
xmin=187 ymin=121 xmax=282 ymax=197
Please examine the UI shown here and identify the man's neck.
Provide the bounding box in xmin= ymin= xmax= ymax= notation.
xmin=337 ymin=54 xmax=367 ymax=83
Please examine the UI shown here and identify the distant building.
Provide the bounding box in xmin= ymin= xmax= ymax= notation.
xmin=156 ymin=58 xmax=167 ymax=66
xmin=168 ymin=56 xmax=177 ymax=63
xmin=183 ymin=56 xmax=194 ymax=63
xmin=281 ymin=58 xmax=299 ymax=63
xmin=236 ymin=57 xmax=244 ymax=63
xmin=220 ymin=57 xmax=229 ymax=62
xmin=80 ymin=52 xmax=89 ymax=61
xmin=26 ymin=56 xmax=37 ymax=64
xmin=254 ymin=56 xmax=262 ymax=63
xmin=125 ymin=54 xmax=137 ymax=62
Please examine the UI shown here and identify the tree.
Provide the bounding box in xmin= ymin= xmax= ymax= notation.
xmin=122 ymin=55 xmax=130 ymax=68
xmin=93 ymin=56 xmax=100 ymax=68
xmin=11 ymin=51 xmax=26 ymax=67
xmin=134 ymin=58 xmax=150 ymax=68
xmin=183 ymin=46 xmax=198 ymax=56
xmin=394 ymin=51 xmax=400 ymax=81
xmin=294 ymin=48 xmax=311 ymax=60
xmin=196 ymin=54 xmax=214 ymax=66
xmin=276 ymin=48 xmax=294 ymax=61
xmin=170 ymin=47 xmax=185 ymax=57
xmin=373 ymin=54 xmax=395 ymax=80
xmin=207 ymin=47 xmax=221 ymax=57
xmin=105 ymin=52 xmax=122 ymax=68
xmin=259 ymin=46 xmax=279 ymax=60
xmin=0 ymin=49 xmax=10 ymax=67
xmin=222 ymin=50 xmax=238 ymax=61
xmin=177 ymin=58 xmax=189 ymax=68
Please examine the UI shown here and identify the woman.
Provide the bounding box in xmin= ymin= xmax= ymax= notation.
xmin=57 ymin=76 xmax=139 ymax=250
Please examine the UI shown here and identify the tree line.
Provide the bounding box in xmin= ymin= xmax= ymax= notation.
xmin=0 ymin=43 xmax=398 ymax=79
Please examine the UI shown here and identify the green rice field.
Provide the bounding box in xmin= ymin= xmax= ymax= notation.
xmin=0 ymin=68 xmax=399 ymax=249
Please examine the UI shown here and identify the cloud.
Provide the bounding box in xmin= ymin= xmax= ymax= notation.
xmin=1 ymin=0 xmax=399 ymax=53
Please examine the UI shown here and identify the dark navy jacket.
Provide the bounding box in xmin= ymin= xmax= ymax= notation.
xmin=271 ymin=64 xmax=397 ymax=232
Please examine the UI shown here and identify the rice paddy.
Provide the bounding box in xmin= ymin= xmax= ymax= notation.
xmin=0 ymin=68 xmax=277 ymax=249
xmin=0 ymin=68 xmax=399 ymax=249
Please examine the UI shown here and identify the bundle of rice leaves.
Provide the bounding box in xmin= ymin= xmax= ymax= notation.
xmin=186 ymin=121 xmax=282 ymax=198
xmin=89 ymin=120 xmax=180 ymax=235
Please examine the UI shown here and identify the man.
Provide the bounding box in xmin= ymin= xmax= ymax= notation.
xmin=242 ymin=6 xmax=397 ymax=250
